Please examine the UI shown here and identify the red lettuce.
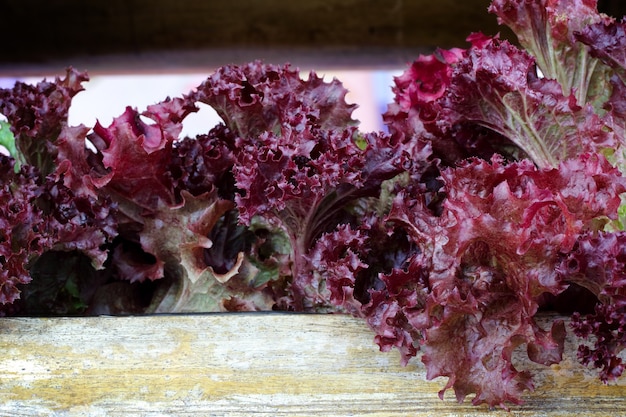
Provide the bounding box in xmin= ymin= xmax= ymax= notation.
xmin=488 ymin=0 xmax=613 ymax=110
xmin=0 ymin=69 xmax=88 ymax=175
xmin=386 ymin=33 xmax=615 ymax=170
xmin=444 ymin=36 xmax=615 ymax=168
xmin=192 ymin=61 xmax=358 ymax=138
xmin=559 ymin=231 xmax=626 ymax=382
xmin=193 ymin=62 xmax=429 ymax=310
xmin=322 ymin=153 xmax=624 ymax=407
xmin=0 ymin=71 xmax=117 ymax=311
xmin=319 ymin=0 xmax=626 ymax=406
xmin=69 ymin=96 xmax=275 ymax=312
xmin=383 ymin=35 xmax=518 ymax=167
xmin=0 ymin=67 xmax=276 ymax=313
xmin=575 ymin=18 xmax=626 ymax=173
xmin=0 ymin=153 xmax=116 ymax=312
xmin=2 ymin=0 xmax=626 ymax=408
xmin=0 ymin=62 xmax=418 ymax=314
xmin=0 ymin=157 xmax=47 ymax=304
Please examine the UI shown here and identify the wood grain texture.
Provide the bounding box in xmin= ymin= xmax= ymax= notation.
xmin=0 ymin=313 xmax=623 ymax=416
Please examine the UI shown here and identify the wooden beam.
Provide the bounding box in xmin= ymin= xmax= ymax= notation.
xmin=1 ymin=0 xmax=515 ymax=73
xmin=0 ymin=313 xmax=624 ymax=415
xmin=3 ymin=0 xmax=626 ymax=74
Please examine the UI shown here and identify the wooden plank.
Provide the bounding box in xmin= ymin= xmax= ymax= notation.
xmin=0 ymin=313 xmax=623 ymax=416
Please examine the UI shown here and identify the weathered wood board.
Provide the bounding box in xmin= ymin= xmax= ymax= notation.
xmin=0 ymin=313 xmax=623 ymax=416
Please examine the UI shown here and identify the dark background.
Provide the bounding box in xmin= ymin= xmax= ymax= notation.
xmin=1 ymin=0 xmax=625 ymax=74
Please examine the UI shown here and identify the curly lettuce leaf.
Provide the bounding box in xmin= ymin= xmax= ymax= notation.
xmin=488 ymin=0 xmax=613 ymax=110
xmin=37 ymin=178 xmax=118 ymax=270
xmin=0 ymin=68 xmax=88 ymax=175
xmin=142 ymin=192 xmax=274 ymax=313
xmin=321 ymin=153 xmax=625 ymax=407
xmin=0 ymin=157 xmax=46 ymax=304
xmin=79 ymin=95 xmax=274 ymax=311
xmin=383 ymin=34 xmax=526 ymax=168
xmin=87 ymin=98 xmax=198 ymax=210
xmin=411 ymin=154 xmax=623 ymax=406
xmin=559 ymin=231 xmax=626 ymax=381
xmin=387 ymin=2 xmax=621 ymax=173
xmin=576 ymin=18 xmax=626 ymax=87
xmin=192 ymin=62 xmax=425 ymax=310
xmin=168 ymin=125 xmax=237 ymax=199
xmin=193 ymin=61 xmax=358 ymax=139
xmin=16 ymin=251 xmax=106 ymax=316
xmin=442 ymin=36 xmax=614 ymax=168
xmin=575 ymin=19 xmax=626 ymax=180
